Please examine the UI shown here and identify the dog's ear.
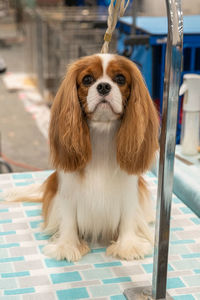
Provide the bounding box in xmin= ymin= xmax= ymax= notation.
xmin=49 ymin=62 xmax=91 ymax=172
xmin=116 ymin=62 xmax=159 ymax=175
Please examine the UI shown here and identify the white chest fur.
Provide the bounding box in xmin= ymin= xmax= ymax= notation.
xmin=57 ymin=121 xmax=138 ymax=243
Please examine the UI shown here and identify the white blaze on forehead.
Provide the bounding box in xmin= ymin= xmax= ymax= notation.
xmin=97 ymin=54 xmax=115 ymax=75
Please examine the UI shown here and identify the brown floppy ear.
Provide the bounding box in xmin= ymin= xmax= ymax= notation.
xmin=116 ymin=62 xmax=159 ymax=175
xmin=49 ymin=63 xmax=91 ymax=172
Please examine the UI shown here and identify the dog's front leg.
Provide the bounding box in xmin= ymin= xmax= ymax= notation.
xmin=106 ymin=194 xmax=153 ymax=260
xmin=43 ymin=192 xmax=90 ymax=262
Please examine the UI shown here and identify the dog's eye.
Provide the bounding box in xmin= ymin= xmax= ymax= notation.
xmin=82 ymin=75 xmax=94 ymax=86
xmin=114 ymin=74 xmax=126 ymax=85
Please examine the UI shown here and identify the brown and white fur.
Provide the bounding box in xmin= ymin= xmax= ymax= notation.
xmin=6 ymin=54 xmax=159 ymax=261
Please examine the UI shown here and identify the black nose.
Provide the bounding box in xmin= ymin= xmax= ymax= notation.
xmin=97 ymin=82 xmax=111 ymax=95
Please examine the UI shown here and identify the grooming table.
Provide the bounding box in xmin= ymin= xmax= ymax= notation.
xmin=0 ymin=171 xmax=200 ymax=299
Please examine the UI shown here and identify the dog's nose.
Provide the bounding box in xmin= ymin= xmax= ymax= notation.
xmin=97 ymin=82 xmax=111 ymax=95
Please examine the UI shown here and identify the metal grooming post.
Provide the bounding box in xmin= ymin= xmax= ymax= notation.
xmin=124 ymin=0 xmax=183 ymax=299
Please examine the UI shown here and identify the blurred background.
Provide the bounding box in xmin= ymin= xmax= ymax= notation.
xmin=0 ymin=0 xmax=200 ymax=173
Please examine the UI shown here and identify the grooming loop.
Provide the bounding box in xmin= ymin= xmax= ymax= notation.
xmin=101 ymin=0 xmax=130 ymax=54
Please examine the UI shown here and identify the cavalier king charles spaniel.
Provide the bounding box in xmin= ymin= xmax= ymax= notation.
xmin=7 ymin=54 xmax=159 ymax=261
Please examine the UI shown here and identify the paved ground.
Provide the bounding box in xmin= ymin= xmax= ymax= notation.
xmin=0 ymin=42 xmax=50 ymax=173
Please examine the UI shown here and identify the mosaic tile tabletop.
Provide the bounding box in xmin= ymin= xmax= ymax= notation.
xmin=0 ymin=171 xmax=200 ymax=300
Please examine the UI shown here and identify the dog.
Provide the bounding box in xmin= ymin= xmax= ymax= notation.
xmin=6 ymin=54 xmax=159 ymax=261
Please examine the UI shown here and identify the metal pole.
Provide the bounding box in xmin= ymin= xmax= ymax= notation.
xmin=152 ymin=0 xmax=183 ymax=298
xmin=124 ymin=0 xmax=183 ymax=299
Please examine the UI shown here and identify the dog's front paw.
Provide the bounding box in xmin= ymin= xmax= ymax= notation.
xmin=43 ymin=240 xmax=89 ymax=262
xmin=106 ymin=238 xmax=152 ymax=260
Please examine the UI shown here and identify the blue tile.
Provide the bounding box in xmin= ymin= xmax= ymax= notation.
xmin=171 ymin=240 xmax=195 ymax=245
xmin=167 ymin=277 xmax=185 ymax=289
xmin=0 ymin=257 xmax=24 ymax=263
xmin=4 ymin=288 xmax=35 ymax=295
xmin=0 ymin=231 xmax=16 ymax=236
xmin=25 ymin=209 xmax=42 ymax=217
xmin=142 ymin=263 xmax=173 ymax=273
xmin=0 ymin=208 xmax=9 ymax=212
xmin=30 ymin=220 xmax=43 ymax=228
xmin=56 ymin=288 xmax=89 ymax=299
xmin=91 ymin=248 xmax=106 ymax=253
xmin=45 ymin=258 xmax=74 ymax=268
xmin=191 ymin=217 xmax=200 ymax=225
xmin=12 ymin=173 xmax=33 ymax=180
xmin=182 ymin=253 xmax=200 ymax=259
xmin=15 ymin=181 xmax=35 ymax=187
xmin=194 ymin=269 xmax=200 ymax=274
xmin=172 ymin=197 xmax=182 ymax=204
xmin=171 ymin=227 xmax=184 ymax=232
xmin=0 ymin=219 xmax=12 ymax=224
xmin=94 ymin=262 xmax=122 ymax=268
xmin=110 ymin=296 xmax=127 ymax=300
xmin=2 ymin=271 xmax=30 ymax=278
xmin=34 ymin=232 xmax=50 ymax=240
xmin=103 ymin=277 xmax=131 ymax=284
xmin=0 ymin=243 xmax=20 ymax=248
xmin=51 ymin=271 xmax=82 ymax=284
xmin=173 ymin=295 xmax=195 ymax=300
xmin=180 ymin=207 xmax=193 ymax=214
xmin=22 ymin=202 xmax=40 ymax=206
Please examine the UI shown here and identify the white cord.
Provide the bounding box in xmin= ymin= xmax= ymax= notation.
xmin=101 ymin=0 xmax=130 ymax=54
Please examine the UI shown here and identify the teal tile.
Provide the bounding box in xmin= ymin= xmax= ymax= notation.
xmin=0 ymin=278 xmax=17 ymax=289
xmin=190 ymin=217 xmax=200 ymax=225
xmin=2 ymin=271 xmax=30 ymax=278
xmin=51 ymin=271 xmax=81 ymax=284
xmin=0 ymin=231 xmax=16 ymax=236
xmin=103 ymin=277 xmax=131 ymax=284
xmin=0 ymin=208 xmax=9 ymax=212
xmin=171 ymin=240 xmax=195 ymax=245
xmin=110 ymin=296 xmax=126 ymax=300
xmin=25 ymin=209 xmax=42 ymax=217
xmin=171 ymin=227 xmax=184 ymax=232
xmin=0 ymin=256 xmax=24 ymax=263
xmin=183 ymin=275 xmax=200 ymax=287
xmin=172 ymin=259 xmax=200 ymax=270
xmin=30 ymin=220 xmax=43 ymax=228
xmin=180 ymin=207 xmax=193 ymax=214
xmin=94 ymin=262 xmax=122 ymax=268
xmin=34 ymin=232 xmax=50 ymax=240
xmin=182 ymin=253 xmax=200 ymax=259
xmin=0 ymin=219 xmax=12 ymax=224
xmin=45 ymin=258 xmax=74 ymax=268
xmin=82 ymin=268 xmax=113 ymax=280
xmin=142 ymin=263 xmax=173 ymax=273
xmin=91 ymin=248 xmax=106 ymax=253
xmin=89 ymin=284 xmax=121 ymax=297
xmin=0 ymin=263 xmax=13 ymax=273
xmin=167 ymin=277 xmax=185 ymax=289
xmin=56 ymin=288 xmax=89 ymax=299
xmin=194 ymin=269 xmax=200 ymax=274
xmin=0 ymin=243 xmax=19 ymax=248
xmin=22 ymin=202 xmax=40 ymax=206
xmin=12 ymin=173 xmax=33 ymax=180
xmin=172 ymin=197 xmax=182 ymax=204
xmin=173 ymin=295 xmax=195 ymax=300
xmin=15 ymin=181 xmax=35 ymax=187
xmin=4 ymin=288 xmax=35 ymax=295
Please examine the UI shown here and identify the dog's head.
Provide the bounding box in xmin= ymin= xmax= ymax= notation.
xmin=50 ymin=54 xmax=159 ymax=174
